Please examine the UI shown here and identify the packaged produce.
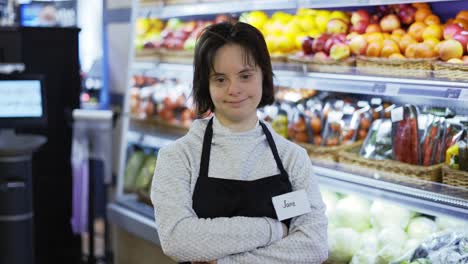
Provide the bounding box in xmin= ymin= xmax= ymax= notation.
xmin=439 ymin=121 xmax=463 ymax=162
xmin=339 ymin=104 xmax=358 ymax=145
xmin=420 ymin=116 xmax=444 ymax=166
xmin=135 ymin=154 xmax=157 ymax=190
xmin=288 ymin=107 xmax=310 ymax=143
xmin=371 ymin=98 xmax=384 ymax=120
xmin=392 ymin=105 xmax=420 ymax=165
xmin=395 ymin=231 xmax=468 ymax=264
xmin=360 ymin=119 xmax=393 ymax=160
xmin=271 ymin=108 xmax=289 ymax=138
xmin=322 ymin=110 xmax=344 ymax=146
xmin=446 ymin=128 xmax=467 ymax=170
xmin=356 ymin=104 xmax=373 ymax=141
xmin=124 ymin=150 xmax=146 ymax=191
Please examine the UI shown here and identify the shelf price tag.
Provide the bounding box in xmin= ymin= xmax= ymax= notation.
xmin=445 ymin=89 xmax=461 ymax=99
xmin=371 ymin=82 xmax=386 ymax=94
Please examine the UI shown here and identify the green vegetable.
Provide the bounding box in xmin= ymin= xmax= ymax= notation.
xmin=124 ymin=151 xmax=146 ymax=191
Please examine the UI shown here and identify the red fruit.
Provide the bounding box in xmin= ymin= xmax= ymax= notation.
xmin=350 ymin=20 xmax=369 ymax=34
xmin=444 ymin=24 xmax=463 ymax=40
xmin=453 ymin=31 xmax=468 ymax=52
xmin=312 ymin=34 xmax=330 ymax=53
xmin=351 ymin=9 xmax=370 ymax=25
xmin=302 ymin=36 xmax=315 ymax=55
xmin=398 ymin=6 xmax=416 ymax=25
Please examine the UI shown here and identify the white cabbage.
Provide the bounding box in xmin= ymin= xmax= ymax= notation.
xmin=407 ymin=217 xmax=437 ymax=240
xmin=370 ymin=199 xmax=412 ymax=230
xmin=334 ymin=195 xmax=371 ymax=232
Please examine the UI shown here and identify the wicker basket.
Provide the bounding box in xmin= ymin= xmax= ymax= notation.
xmin=288 ymin=55 xmax=355 ymax=74
xmin=433 ymin=61 xmax=468 ymax=81
xmin=442 ymin=165 xmax=468 ymax=188
xmin=356 ymin=56 xmax=435 ymax=78
xmin=338 ymin=146 xmax=442 ymax=182
xmin=297 ymin=141 xmax=363 ymax=162
xmin=135 ymin=48 xmax=160 ymax=59
xmin=159 ymin=49 xmax=194 ymax=64
xmin=270 ymin=54 xmax=289 ymax=63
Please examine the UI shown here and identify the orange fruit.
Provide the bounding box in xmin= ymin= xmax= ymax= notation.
xmin=366 ymin=41 xmax=383 ymax=57
xmin=392 ymin=28 xmax=406 ymax=36
xmin=413 ymin=43 xmax=435 ymax=58
xmin=412 ymin=3 xmax=431 ymax=10
xmin=405 ymin=43 xmax=418 ymax=58
xmin=381 ymin=39 xmax=401 ymax=57
xmin=424 ymin=14 xmax=441 ymax=25
xmin=408 ymin=22 xmax=427 ymax=42
xmin=399 ymin=34 xmax=418 ymax=53
xmin=415 ymin=8 xmax=432 ymax=22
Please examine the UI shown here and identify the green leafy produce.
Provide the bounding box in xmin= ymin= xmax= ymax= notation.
xmin=124 ymin=151 xmax=146 ymax=191
xmin=135 ymin=155 xmax=157 ymax=190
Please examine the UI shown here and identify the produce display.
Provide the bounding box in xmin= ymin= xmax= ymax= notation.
xmin=320 ymin=188 xmax=468 ymax=264
xmin=135 ymin=4 xmax=468 ymax=80
xmin=124 ymin=147 xmax=157 ymax=194
xmin=130 ymin=74 xmax=197 ymax=127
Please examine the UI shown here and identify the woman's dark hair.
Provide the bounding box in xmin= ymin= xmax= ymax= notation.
xmin=192 ymin=21 xmax=275 ymax=115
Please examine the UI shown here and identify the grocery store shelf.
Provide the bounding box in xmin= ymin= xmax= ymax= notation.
xmin=107 ymin=201 xmax=160 ymax=245
xmin=298 ymin=0 xmax=462 ymax=8
xmin=313 ymin=163 xmax=468 ymax=220
xmin=138 ymin=0 xmax=462 ymax=17
xmin=139 ymin=0 xmax=297 ymax=19
xmin=132 ymin=61 xmax=468 ymax=112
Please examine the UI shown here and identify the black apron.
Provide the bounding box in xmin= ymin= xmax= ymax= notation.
xmin=192 ymin=117 xmax=292 ymax=226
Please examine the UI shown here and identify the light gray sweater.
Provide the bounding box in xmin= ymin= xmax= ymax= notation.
xmin=151 ymin=116 xmax=328 ymax=263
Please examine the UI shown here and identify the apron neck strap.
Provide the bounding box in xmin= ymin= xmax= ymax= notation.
xmin=199 ymin=118 xmax=288 ymax=178
xmin=199 ymin=118 xmax=214 ymax=179
xmin=259 ymin=121 xmax=287 ymax=176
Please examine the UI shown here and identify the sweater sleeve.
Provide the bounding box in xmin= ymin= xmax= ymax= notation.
xmin=150 ymin=144 xmax=283 ymax=262
xmin=217 ymin=148 xmax=329 ymax=264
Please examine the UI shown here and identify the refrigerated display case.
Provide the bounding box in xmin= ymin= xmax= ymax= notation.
xmin=108 ymin=0 xmax=468 ymax=263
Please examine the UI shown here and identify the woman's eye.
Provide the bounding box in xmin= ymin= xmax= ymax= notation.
xmin=241 ymin=74 xmax=251 ymax=80
xmin=216 ymin=78 xmax=225 ymax=83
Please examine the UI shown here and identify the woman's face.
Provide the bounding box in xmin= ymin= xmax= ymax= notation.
xmin=209 ymin=44 xmax=263 ymax=125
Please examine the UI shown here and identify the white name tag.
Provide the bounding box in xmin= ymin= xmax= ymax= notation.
xmin=272 ymin=190 xmax=312 ymax=221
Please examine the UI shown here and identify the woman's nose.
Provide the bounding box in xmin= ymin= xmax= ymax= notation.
xmin=227 ymin=80 xmax=241 ymax=95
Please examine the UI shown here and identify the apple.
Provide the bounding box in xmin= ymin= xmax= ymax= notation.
xmin=351 ymin=9 xmax=370 ymax=25
xmin=312 ymin=34 xmax=330 ymax=53
xmin=302 ymin=36 xmax=315 ymax=55
xmin=326 ymin=19 xmax=349 ymax=34
xmin=456 ymin=10 xmax=468 ymax=21
xmin=439 ymin=39 xmax=464 ymax=61
xmin=398 ymin=6 xmax=416 ymax=25
xmin=350 ymin=20 xmax=369 ymax=34
xmin=348 ymin=35 xmax=368 ymax=55
xmin=324 ymin=34 xmax=346 ymax=54
xmin=453 ymin=31 xmax=468 ymax=52
xmin=330 ymin=43 xmax=351 ymax=60
xmin=443 ymin=24 xmax=463 ymax=40
xmin=380 ymin=14 xmax=401 ymax=32
xmin=366 ymin=24 xmax=382 ymax=33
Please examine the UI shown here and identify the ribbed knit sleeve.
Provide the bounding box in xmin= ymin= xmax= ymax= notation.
xmin=217 ymin=146 xmax=329 ymax=264
xmin=150 ymin=142 xmax=284 ymax=263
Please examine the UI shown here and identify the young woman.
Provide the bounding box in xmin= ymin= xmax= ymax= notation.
xmin=151 ymin=22 xmax=328 ymax=264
